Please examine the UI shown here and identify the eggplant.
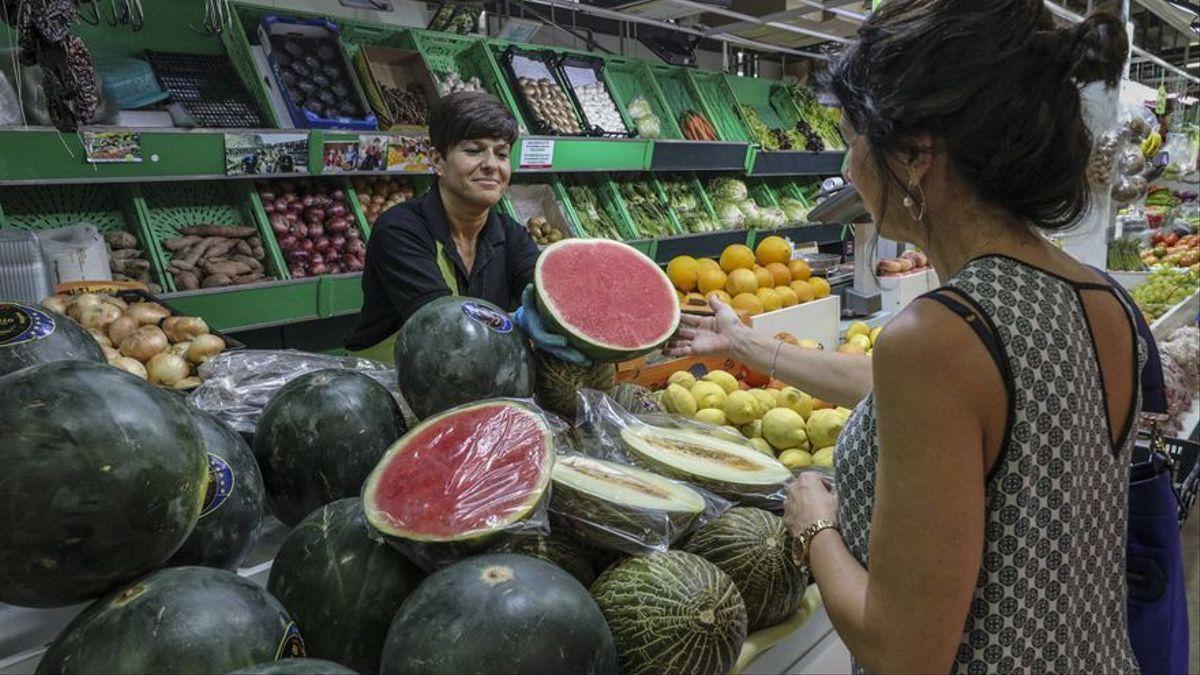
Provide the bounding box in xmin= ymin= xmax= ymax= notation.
xmin=338 ymin=100 xmax=360 ymax=117
xmin=305 ymin=99 xmax=327 ymax=117
xmin=318 ymin=90 xmax=338 ymax=106
xmin=312 ymin=73 xmax=331 ymax=88
xmin=288 ymin=88 xmax=306 ymax=104
xmin=317 ymin=45 xmax=338 ymax=62
xmin=291 ymin=61 xmax=311 ymax=78
xmin=322 ymin=65 xmax=341 ymax=80
xmin=281 ymin=70 xmax=298 ymax=86
xmin=304 ymin=55 xmax=322 ymax=71
xmin=283 ymin=40 xmax=305 ymax=58
xmin=275 ymin=51 xmax=293 ymax=68
xmin=297 ymin=80 xmax=317 ymax=95
xmin=331 ymin=82 xmax=351 ymax=98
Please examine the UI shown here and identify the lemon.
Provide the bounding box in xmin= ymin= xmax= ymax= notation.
xmin=668 ymin=370 xmax=697 ymax=389
xmin=723 ymin=390 xmax=759 ymax=425
xmin=778 ymin=387 xmax=814 ymax=420
xmin=695 ymin=408 xmax=728 ymax=426
xmin=762 ymin=407 xmax=808 ymax=450
xmin=663 ymin=383 xmax=697 ymax=416
xmin=812 ymin=446 xmax=835 ymax=467
xmin=779 ymin=449 xmax=813 ymax=469
xmin=740 ymin=419 xmax=763 ymax=439
xmin=749 ymin=389 xmax=777 ymax=417
xmin=690 ymin=381 xmax=727 ymax=410
xmin=749 ymin=438 xmax=775 ymax=456
xmin=703 ymin=370 xmax=740 ymax=394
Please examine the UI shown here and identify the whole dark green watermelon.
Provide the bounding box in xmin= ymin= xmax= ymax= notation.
xmin=381 ymin=554 xmax=617 ymax=675
xmin=37 ymin=566 xmax=303 ymax=674
xmin=268 ymin=498 xmax=424 ymax=674
xmin=254 ymin=369 xmax=407 ymax=526
xmin=231 ymin=659 xmax=357 ymax=674
xmin=591 ymin=551 xmax=747 ymax=675
xmin=492 ymin=532 xmax=596 ymax=587
xmin=168 ymin=410 xmax=265 ymax=570
xmin=533 ymin=350 xmax=615 ymax=420
xmin=394 ymin=297 xmax=534 ymax=420
xmin=0 ymin=360 xmax=208 ymax=608
xmin=683 ymin=507 xmax=806 ymax=631
xmin=0 ymin=302 xmax=103 ymax=376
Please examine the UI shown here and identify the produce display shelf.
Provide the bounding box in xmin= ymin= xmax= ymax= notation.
xmin=648 ymin=139 xmax=753 ymax=172
xmin=649 ymin=64 xmax=728 ymax=141
xmin=558 ymin=174 xmax=639 ymax=241
xmin=748 ymin=149 xmax=847 ymax=176
xmin=163 ymin=273 xmax=363 ymax=332
xmin=724 ymin=73 xmax=803 ymax=134
xmin=686 ymin=69 xmax=752 ymax=144
xmin=654 ymin=229 xmax=755 ymax=264
xmin=1149 ymin=289 xmax=1199 ymax=342
xmin=603 ymin=56 xmax=684 ymax=140
xmin=134 ymin=180 xmax=287 ymax=292
xmin=749 ymin=224 xmax=848 ymax=248
xmin=512 ymin=136 xmax=651 ymax=173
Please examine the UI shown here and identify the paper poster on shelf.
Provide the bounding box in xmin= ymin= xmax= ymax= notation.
xmin=83 ymin=131 xmax=142 ymax=163
xmin=356 ymin=134 xmax=390 ymax=172
xmin=322 ymin=140 xmax=358 ymax=173
xmin=386 ymin=132 xmax=433 ymax=173
xmin=519 ymin=139 xmax=554 ymax=169
xmin=224 ymin=132 xmax=309 ymax=176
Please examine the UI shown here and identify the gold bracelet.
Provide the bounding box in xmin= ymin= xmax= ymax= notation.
xmin=768 ymin=339 xmax=786 ymax=382
xmin=791 ymin=518 xmax=839 ymax=571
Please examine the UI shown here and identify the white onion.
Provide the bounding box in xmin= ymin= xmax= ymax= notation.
xmin=120 ymin=326 xmax=168 ymax=362
xmin=186 ymin=334 xmax=226 ymax=365
xmin=111 ymin=357 xmax=148 ymax=380
xmin=125 ymin=302 xmax=171 ymax=326
xmin=146 ymin=352 xmax=190 ymax=386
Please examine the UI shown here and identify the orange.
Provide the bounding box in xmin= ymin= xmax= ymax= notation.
xmin=719 ymin=244 xmax=755 ymax=272
xmin=755 ymin=236 xmax=792 ymax=266
xmin=725 ymin=268 xmax=758 ymax=295
xmin=790 ymin=280 xmax=815 ymax=303
xmin=666 ymin=256 xmax=699 ymax=292
xmin=765 ymin=262 xmax=792 ymax=286
xmin=752 ymin=265 xmax=773 ymax=290
xmin=775 ymin=285 xmax=799 ymax=307
xmin=756 ymin=287 xmax=782 ymax=312
xmin=810 ymin=277 xmax=831 ymax=299
xmin=708 ymin=289 xmax=733 ymax=306
xmin=697 ymin=268 xmax=728 ymax=295
xmin=696 ymin=257 xmax=722 ymax=273
xmin=788 ymin=259 xmax=812 ymax=282
xmin=731 ymin=292 xmax=765 ymax=316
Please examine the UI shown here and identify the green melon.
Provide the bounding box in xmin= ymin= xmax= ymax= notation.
xmin=37 ymin=566 xmax=303 ymax=674
xmin=684 ymin=507 xmax=806 ymax=631
xmin=0 ymin=302 xmax=104 ymax=377
xmin=492 ymin=532 xmax=596 ymax=587
xmin=394 ymin=297 xmax=534 ymax=420
xmin=268 ymin=498 xmax=424 ymax=674
xmin=363 ymin=400 xmax=554 ymax=570
xmin=231 ymin=659 xmax=357 ymax=674
xmin=619 ymin=423 xmax=792 ymax=507
xmin=590 ymin=551 xmax=747 ymax=675
xmin=533 ymin=350 xmax=616 ymax=419
xmin=535 ymin=240 xmax=681 ymax=363
xmin=0 ymin=360 xmax=208 ymax=608
xmin=381 ymin=554 xmax=617 ymax=674
xmin=611 ymin=382 xmax=663 ymax=415
xmin=550 ymin=454 xmax=706 ymax=554
xmin=254 ymin=369 xmax=407 ymax=526
xmin=169 ymin=410 xmax=265 ymax=570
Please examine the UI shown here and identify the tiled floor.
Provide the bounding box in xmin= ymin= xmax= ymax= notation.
xmin=1185 ymin=513 xmax=1199 ymax=675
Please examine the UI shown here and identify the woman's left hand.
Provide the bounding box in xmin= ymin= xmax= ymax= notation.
xmin=783 ymin=471 xmax=838 ymax=536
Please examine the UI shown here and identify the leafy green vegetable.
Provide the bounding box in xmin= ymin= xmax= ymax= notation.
xmin=710 ymin=177 xmax=749 ymax=202
xmin=567 ymin=179 xmax=624 ymax=240
xmin=786 ymin=85 xmax=844 ymax=151
xmin=616 ymin=175 xmax=675 ymax=238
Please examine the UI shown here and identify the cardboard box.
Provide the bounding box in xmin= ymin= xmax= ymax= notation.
xmin=353 ymin=45 xmax=440 ymax=130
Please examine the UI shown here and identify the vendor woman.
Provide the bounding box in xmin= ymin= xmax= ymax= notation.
xmin=345 ymin=91 xmax=584 ymax=364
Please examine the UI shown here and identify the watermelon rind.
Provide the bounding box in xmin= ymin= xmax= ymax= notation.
xmin=381 ymin=554 xmax=618 ymax=675
xmin=534 ymin=240 xmax=680 ymax=363
xmin=0 ymin=360 xmax=208 ymax=608
xmin=0 ymin=302 xmax=104 ymax=377
xmin=550 ymin=454 xmax=706 ymax=554
xmin=619 ymin=424 xmax=792 ymax=507
xmin=268 ymin=498 xmax=424 ymax=674
xmin=362 ymin=400 xmax=554 ymax=545
xmin=37 ymin=566 xmax=302 ymax=675
xmin=231 ymin=659 xmax=357 ymax=675
xmin=590 ymin=551 xmax=747 ymax=675
xmin=533 ymin=350 xmax=616 ymax=420
xmin=683 ymin=507 xmax=807 ymax=631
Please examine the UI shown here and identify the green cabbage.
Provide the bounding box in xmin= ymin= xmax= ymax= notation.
xmin=710 ymin=177 xmax=748 ymax=202
xmin=716 ymin=201 xmax=746 ymax=229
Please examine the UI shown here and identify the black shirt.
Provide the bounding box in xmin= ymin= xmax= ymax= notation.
xmin=345 ymin=183 xmax=540 ymax=351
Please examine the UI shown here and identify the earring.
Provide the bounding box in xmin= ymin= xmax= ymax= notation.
xmin=904 ymin=183 xmax=926 ymax=222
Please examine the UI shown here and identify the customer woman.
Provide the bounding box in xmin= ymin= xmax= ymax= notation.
xmin=667 ymin=2 xmax=1141 ymax=672
xmin=346 ymin=91 xmax=583 ymax=364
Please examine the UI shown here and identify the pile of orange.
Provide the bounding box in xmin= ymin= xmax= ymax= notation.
xmin=666 ymin=236 xmax=831 ymax=316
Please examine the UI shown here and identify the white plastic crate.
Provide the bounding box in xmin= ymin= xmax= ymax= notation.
xmin=750 ymin=295 xmax=841 ymax=350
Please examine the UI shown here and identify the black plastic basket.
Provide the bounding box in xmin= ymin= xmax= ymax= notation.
xmin=555 ymin=54 xmax=635 ymax=139
xmin=497 ymin=47 xmax=590 ymax=138
xmin=145 ymin=51 xmax=267 ymax=128
xmin=115 ymin=288 xmax=245 ymax=351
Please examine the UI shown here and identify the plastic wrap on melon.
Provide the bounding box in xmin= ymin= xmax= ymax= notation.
xmin=361 ymin=398 xmax=556 ymax=571
xmin=188 ymin=349 xmax=403 ymax=435
xmin=574 ymin=389 xmax=793 ymax=511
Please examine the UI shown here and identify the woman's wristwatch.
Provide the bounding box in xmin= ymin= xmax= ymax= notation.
xmin=791 ymin=519 xmax=839 ymax=574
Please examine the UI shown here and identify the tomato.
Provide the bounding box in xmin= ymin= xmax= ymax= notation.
xmin=1164 ymin=233 xmax=1180 ymax=247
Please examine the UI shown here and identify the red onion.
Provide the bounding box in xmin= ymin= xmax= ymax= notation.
xmin=301 ymin=195 xmax=317 ymax=208
xmin=328 ymin=218 xmax=350 ymax=234
xmin=270 ymin=214 xmax=288 ymax=235
xmin=273 ymin=198 xmax=288 ymax=213
xmin=313 ymin=236 xmax=330 ymax=252
xmin=347 ymin=239 xmax=366 ymax=256
xmin=290 ymin=266 xmax=306 ymax=278
xmin=286 ymin=249 xmax=309 ymax=263
xmin=305 ymin=208 xmax=326 ymax=224
xmin=331 ymin=189 xmax=345 ymax=201
xmin=300 ymin=239 xmax=314 ymax=252
xmin=346 ymin=257 xmax=364 ymax=272
xmin=309 ymin=252 xmax=325 ymax=266
xmin=308 ymin=224 xmax=325 ymax=239
xmin=263 ymin=202 xmax=276 ymax=214
xmin=328 ymin=204 xmax=348 ymax=219
xmin=277 ymin=234 xmax=297 ymax=251
xmin=289 ymin=222 xmax=308 ymax=239
xmin=287 ymin=202 xmax=304 ymax=216
xmin=260 ymin=191 xmax=276 ymax=202
xmin=309 ymin=263 xmax=327 ymax=276
xmin=330 ymin=234 xmax=347 ymax=250
xmin=346 ymin=227 xmax=361 ymax=240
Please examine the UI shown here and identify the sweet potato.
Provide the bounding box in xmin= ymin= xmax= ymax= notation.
xmin=248 ymin=236 xmax=262 ymax=248
xmin=175 ymin=237 xmax=222 ymax=270
xmin=109 ymin=248 xmax=142 ymax=260
xmin=236 ymin=240 xmax=253 ymax=257
xmin=251 ymin=246 xmax=265 ymax=260
xmin=164 ymin=236 xmax=202 ymax=252
xmin=230 ymin=254 xmax=264 ymax=273
xmin=178 ymin=225 xmax=256 ymax=238
xmin=201 ymin=260 xmax=252 ymax=278
xmin=200 ymin=274 xmax=233 ymax=288
xmin=104 ymin=231 xmax=137 ymax=249
xmin=174 ymin=271 xmax=200 ymax=290
xmin=232 ymin=272 xmax=265 ymax=285
xmin=111 ymin=258 xmax=151 ymax=276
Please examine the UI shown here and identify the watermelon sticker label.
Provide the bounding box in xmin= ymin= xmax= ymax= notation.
xmin=462 ymin=301 xmax=513 ymax=333
xmin=275 ymin=622 xmax=306 ymax=660
xmin=0 ymin=303 xmax=55 ymax=349
xmin=199 ymin=453 xmax=235 ymax=519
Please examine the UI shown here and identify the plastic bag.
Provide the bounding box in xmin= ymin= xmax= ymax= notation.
xmin=188 ymin=349 xmax=402 ymax=435
xmin=0 ymin=71 xmax=21 ymax=126
xmin=574 ymin=389 xmax=793 ymax=510
xmin=361 ymin=398 xmax=555 ymax=571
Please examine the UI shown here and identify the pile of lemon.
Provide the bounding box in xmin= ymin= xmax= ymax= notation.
xmin=836 ymin=321 xmax=881 ymax=356
xmin=666 ymin=236 xmax=832 ymax=316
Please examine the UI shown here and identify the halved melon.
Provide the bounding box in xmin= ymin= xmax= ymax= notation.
xmin=363 ymin=401 xmax=554 ymax=548
xmin=535 ymin=240 xmax=681 ymax=363
xmin=550 ymin=455 xmax=706 ymax=554
xmin=619 ymin=425 xmax=792 ymax=507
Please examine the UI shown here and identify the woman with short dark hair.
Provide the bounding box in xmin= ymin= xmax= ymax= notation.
xmin=667 ymin=1 xmax=1140 ymax=671
xmin=346 ymin=91 xmax=582 ymax=364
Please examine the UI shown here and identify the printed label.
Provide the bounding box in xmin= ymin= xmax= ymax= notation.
xmin=275 ymin=622 xmax=306 ymax=660
xmin=0 ymin=303 xmax=55 ymax=348
xmin=199 ymin=453 xmax=235 ymax=519
xmin=462 ymin=301 xmax=513 ymax=334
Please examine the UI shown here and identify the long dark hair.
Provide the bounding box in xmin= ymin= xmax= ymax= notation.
xmin=825 ymin=0 xmax=1128 ymax=231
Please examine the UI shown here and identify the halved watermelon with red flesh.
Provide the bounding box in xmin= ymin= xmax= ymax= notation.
xmin=363 ymin=400 xmax=554 ymax=546
xmin=535 ymin=240 xmax=681 ymax=363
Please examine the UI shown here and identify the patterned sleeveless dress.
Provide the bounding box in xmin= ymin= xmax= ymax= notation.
xmin=834 ymin=255 xmax=1144 ymax=674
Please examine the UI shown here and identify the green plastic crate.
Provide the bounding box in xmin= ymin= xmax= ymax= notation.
xmin=747 ymin=179 xmax=780 ymax=209
xmin=406 ymin=31 xmax=525 ymax=129
xmin=657 ymin=172 xmax=719 ymax=233
xmin=136 ymin=181 xmax=287 ymax=292
xmin=559 ymin=175 xmax=635 ymax=241
xmin=0 ymin=184 xmax=168 ymax=289
xmin=343 ymin=174 xmax=432 ymax=239
xmin=649 ymin=64 xmax=706 ymax=129
xmin=604 ymin=57 xmax=682 ymax=140
xmin=725 ymin=74 xmax=802 ymax=131
xmin=504 ymin=176 xmax=580 ymax=240
xmin=611 ymin=173 xmax=681 ymax=238
xmin=686 ymin=70 xmax=751 ymax=143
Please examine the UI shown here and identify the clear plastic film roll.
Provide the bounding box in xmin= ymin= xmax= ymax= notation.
xmin=360 ymin=398 xmax=555 ymax=571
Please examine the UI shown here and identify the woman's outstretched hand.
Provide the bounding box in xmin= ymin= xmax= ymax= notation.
xmin=664 ymin=296 xmax=749 ymax=358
